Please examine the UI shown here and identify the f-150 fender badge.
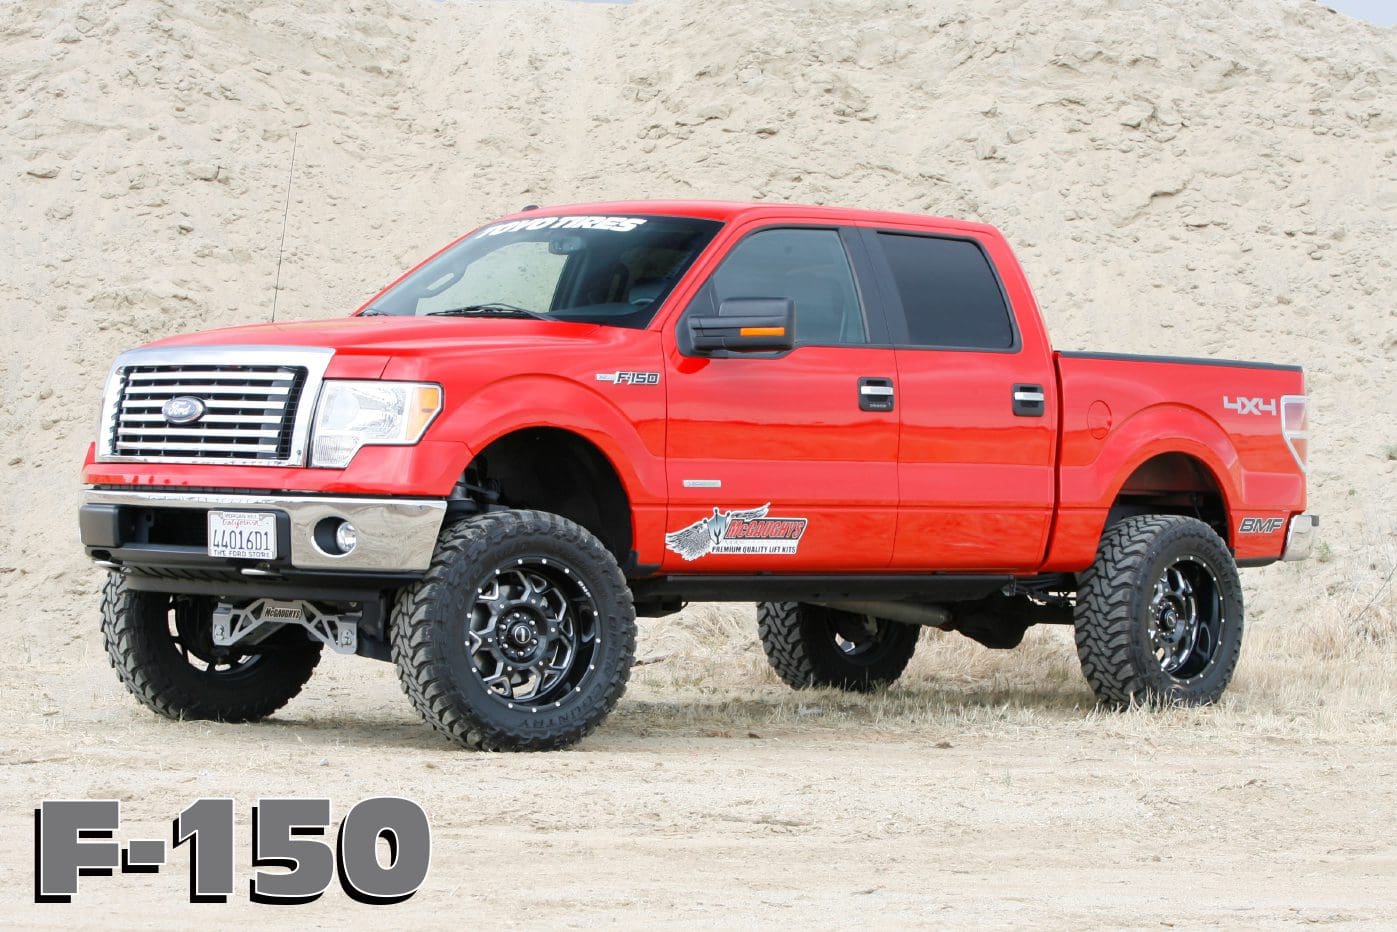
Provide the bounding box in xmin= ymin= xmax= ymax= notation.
xmin=595 ymin=371 xmax=660 ymax=385
xmin=664 ymin=504 xmax=808 ymax=561
xmin=1239 ymin=517 xmax=1285 ymax=534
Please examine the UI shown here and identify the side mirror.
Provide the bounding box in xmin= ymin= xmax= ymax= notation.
xmin=689 ymin=297 xmax=795 ymax=353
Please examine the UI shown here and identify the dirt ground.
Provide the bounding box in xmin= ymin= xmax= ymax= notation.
xmin=2 ymin=602 xmax=1393 ymax=927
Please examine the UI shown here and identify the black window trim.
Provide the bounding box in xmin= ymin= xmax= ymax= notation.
xmin=858 ymin=227 xmax=1023 ymax=355
xmin=676 ymin=223 xmax=896 ymax=358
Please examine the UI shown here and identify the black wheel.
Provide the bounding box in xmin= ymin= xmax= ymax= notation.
xmin=100 ymin=573 xmax=322 ymax=723
xmin=757 ymin=601 xmax=919 ymax=692
xmin=1074 ymin=514 xmax=1244 ymax=708
xmin=390 ymin=510 xmax=636 ymax=751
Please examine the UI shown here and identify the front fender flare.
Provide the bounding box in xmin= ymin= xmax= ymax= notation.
xmin=427 ymin=374 xmax=665 ymax=507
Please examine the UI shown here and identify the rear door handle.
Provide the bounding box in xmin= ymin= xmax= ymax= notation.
xmin=1012 ymin=383 xmax=1046 ymax=417
xmin=859 ymin=377 xmax=895 ymax=412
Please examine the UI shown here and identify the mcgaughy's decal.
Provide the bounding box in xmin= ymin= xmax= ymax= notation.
xmin=664 ymin=504 xmax=808 ymax=561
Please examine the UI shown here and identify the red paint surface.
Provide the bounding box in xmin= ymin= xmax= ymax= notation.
xmin=84 ymin=201 xmax=1308 ymax=574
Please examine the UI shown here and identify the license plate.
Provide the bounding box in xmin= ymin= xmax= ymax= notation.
xmin=207 ymin=511 xmax=277 ymax=560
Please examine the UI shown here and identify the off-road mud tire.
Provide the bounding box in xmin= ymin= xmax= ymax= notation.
xmin=1074 ymin=514 xmax=1244 ymax=708
xmin=757 ymin=601 xmax=919 ymax=692
xmin=101 ymin=572 xmax=322 ymax=722
xmin=390 ymin=510 xmax=636 ymax=751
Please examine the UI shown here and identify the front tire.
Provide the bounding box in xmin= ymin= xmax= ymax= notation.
xmin=101 ymin=573 xmax=322 ymax=723
xmin=757 ymin=601 xmax=919 ymax=692
xmin=390 ymin=510 xmax=637 ymax=751
xmin=1074 ymin=515 xmax=1244 ymax=708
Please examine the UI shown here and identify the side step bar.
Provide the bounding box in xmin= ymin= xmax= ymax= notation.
xmin=629 ymin=574 xmax=1013 ymax=604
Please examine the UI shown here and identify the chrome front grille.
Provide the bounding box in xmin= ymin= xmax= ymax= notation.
xmin=97 ymin=346 xmax=335 ymax=467
xmin=113 ymin=365 xmax=306 ymax=461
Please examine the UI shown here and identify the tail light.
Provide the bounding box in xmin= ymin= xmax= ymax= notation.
xmin=1280 ymin=395 xmax=1307 ymax=473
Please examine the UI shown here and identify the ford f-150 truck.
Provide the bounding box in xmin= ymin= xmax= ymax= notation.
xmin=80 ymin=200 xmax=1317 ymax=750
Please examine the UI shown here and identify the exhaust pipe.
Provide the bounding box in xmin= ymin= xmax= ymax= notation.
xmin=813 ymin=601 xmax=952 ymax=629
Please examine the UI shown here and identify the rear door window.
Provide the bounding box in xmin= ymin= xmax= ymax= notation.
xmin=874 ymin=233 xmax=1015 ymax=350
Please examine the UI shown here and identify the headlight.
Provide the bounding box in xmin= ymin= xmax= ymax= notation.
xmin=310 ymin=381 xmax=442 ymax=468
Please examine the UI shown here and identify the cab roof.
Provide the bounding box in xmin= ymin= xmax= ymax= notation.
xmin=488 ymin=199 xmax=1001 ymax=237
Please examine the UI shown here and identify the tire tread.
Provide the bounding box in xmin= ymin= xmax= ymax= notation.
xmin=390 ymin=510 xmax=636 ymax=751
xmin=757 ymin=601 xmax=917 ymax=692
xmin=101 ymin=573 xmax=322 ymax=723
xmin=1074 ymin=514 xmax=1243 ymax=708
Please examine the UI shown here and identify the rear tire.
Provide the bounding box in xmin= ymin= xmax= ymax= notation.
xmin=101 ymin=573 xmax=322 ymax=723
xmin=1074 ymin=515 xmax=1244 ymax=708
xmin=390 ymin=510 xmax=636 ymax=751
xmin=757 ymin=601 xmax=919 ymax=692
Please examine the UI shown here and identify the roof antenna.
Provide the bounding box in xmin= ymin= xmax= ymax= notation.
xmin=271 ymin=132 xmax=298 ymax=323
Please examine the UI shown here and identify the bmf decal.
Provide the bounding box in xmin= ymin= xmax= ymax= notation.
xmin=1239 ymin=517 xmax=1285 ymax=534
xmin=596 ymin=371 xmax=660 ymax=385
xmin=1223 ymin=396 xmax=1277 ymax=416
xmin=664 ymin=504 xmax=808 ymax=561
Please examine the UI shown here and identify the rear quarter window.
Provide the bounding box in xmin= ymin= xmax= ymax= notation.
xmin=876 ymin=232 xmax=1015 ymax=350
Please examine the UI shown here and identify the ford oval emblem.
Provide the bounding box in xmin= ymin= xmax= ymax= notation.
xmin=162 ymin=395 xmax=207 ymax=425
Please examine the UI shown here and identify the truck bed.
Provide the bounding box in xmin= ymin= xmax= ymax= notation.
xmin=1046 ymin=350 xmax=1307 ymax=570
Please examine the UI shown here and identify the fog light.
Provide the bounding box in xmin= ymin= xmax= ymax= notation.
xmin=314 ymin=517 xmax=359 ymax=557
xmin=335 ymin=521 xmax=358 ymax=554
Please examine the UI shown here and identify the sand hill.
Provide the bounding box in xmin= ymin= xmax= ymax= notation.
xmin=1 ymin=0 xmax=1392 ymax=670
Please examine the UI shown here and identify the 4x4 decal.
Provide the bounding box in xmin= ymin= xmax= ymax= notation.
xmin=1223 ymin=396 xmax=1277 ymax=416
xmin=664 ymin=504 xmax=808 ymax=561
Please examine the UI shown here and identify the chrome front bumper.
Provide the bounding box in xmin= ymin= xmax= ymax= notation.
xmin=1282 ymin=513 xmax=1320 ymax=562
xmin=81 ymin=489 xmax=446 ymax=573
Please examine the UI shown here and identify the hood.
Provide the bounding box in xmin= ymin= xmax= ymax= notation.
xmin=151 ymin=314 xmax=603 ymax=355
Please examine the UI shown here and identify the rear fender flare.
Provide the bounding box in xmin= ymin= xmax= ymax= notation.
xmin=1072 ymin=403 xmax=1242 ymax=534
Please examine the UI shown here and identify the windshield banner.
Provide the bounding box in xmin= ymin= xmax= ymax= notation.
xmin=479 ymin=215 xmax=648 ymax=236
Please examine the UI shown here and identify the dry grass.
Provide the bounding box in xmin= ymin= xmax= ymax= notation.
xmin=621 ymin=557 xmax=1397 ymax=743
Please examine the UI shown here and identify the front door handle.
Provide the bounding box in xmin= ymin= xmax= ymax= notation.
xmin=1012 ymin=384 xmax=1046 ymax=417
xmin=859 ymin=377 xmax=895 ymax=412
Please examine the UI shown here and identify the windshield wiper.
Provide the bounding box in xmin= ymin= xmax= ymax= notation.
xmin=358 ymin=307 xmax=391 ymax=316
xmin=426 ymin=303 xmax=550 ymax=320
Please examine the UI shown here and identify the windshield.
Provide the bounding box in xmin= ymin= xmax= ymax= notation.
xmin=366 ymin=214 xmax=723 ymax=329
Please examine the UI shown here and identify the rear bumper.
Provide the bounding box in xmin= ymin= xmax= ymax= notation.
xmin=80 ymin=488 xmax=446 ymax=576
xmin=1282 ymin=513 xmax=1320 ymax=562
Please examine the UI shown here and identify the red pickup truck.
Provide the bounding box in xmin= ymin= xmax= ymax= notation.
xmin=81 ymin=201 xmax=1316 ymax=750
